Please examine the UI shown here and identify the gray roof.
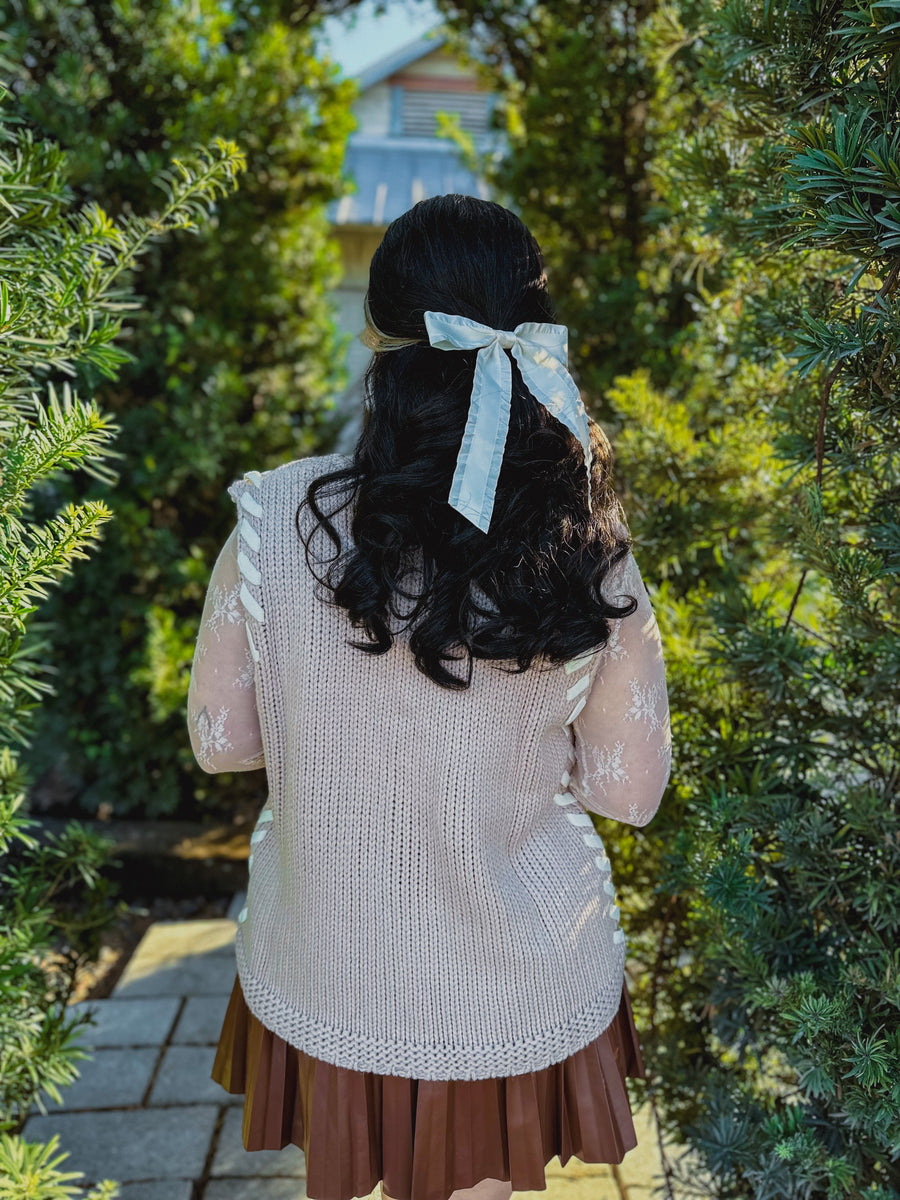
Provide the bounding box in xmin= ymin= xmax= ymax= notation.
xmin=356 ymin=28 xmax=448 ymax=90
xmin=327 ymin=137 xmax=491 ymax=226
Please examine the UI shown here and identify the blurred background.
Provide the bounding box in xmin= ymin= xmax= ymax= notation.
xmin=2 ymin=1 xmax=899 ymax=1196
xmin=320 ymin=0 xmax=497 ymax=446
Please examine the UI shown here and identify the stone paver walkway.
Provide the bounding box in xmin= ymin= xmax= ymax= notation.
xmin=22 ymin=893 xmax=669 ymax=1199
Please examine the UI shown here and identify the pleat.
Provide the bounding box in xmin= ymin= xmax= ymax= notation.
xmin=569 ymin=1039 xmax=616 ymax=1161
xmin=345 ymin=1061 xmax=381 ymax=1190
xmin=262 ymin=1026 xmax=291 ymax=1143
xmin=450 ymin=1077 xmax=509 ymax=1195
xmin=294 ymin=1046 xmax=315 ymax=1156
xmin=556 ymin=1029 xmax=579 ymax=1162
xmin=210 ymin=974 xmax=247 ymax=1093
xmin=466 ymin=1076 xmax=506 ymax=1180
xmin=410 ymin=1080 xmax=453 ymax=1198
xmin=361 ymin=1068 xmax=383 ymax=1184
xmin=308 ymin=1056 xmax=355 ymax=1197
xmin=212 ymin=970 xmax=645 ymax=1200
xmin=382 ymin=1073 xmax=416 ymax=1199
xmin=595 ymin=1038 xmax=636 ymax=1160
xmin=505 ymin=1070 xmax=547 ymax=1185
xmin=243 ymin=1011 xmax=271 ymax=1148
xmin=620 ymin=982 xmax=647 ymax=1077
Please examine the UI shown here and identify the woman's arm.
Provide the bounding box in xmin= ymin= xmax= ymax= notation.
xmin=186 ymin=525 xmax=265 ymax=773
xmin=568 ymin=550 xmax=672 ymax=826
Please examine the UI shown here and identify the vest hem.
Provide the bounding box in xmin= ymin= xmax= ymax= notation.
xmin=234 ymin=929 xmax=627 ymax=1082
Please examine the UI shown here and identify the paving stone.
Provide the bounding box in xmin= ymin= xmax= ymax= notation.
xmin=226 ymin=891 xmax=247 ymax=922
xmin=149 ymin=1044 xmax=241 ymax=1106
xmin=211 ymin=1105 xmax=307 ymax=1178
xmin=74 ymin=1183 xmax=193 ymax=1200
xmin=128 ymin=919 xmax=238 ymax=961
xmin=115 ymin=949 xmax=237 ymax=998
xmin=544 ymin=1154 xmax=613 ymax=1179
xmin=517 ymin=1179 xmax=619 ymax=1199
xmin=120 ymin=1184 xmax=193 ymax=1200
xmin=172 ymin=994 xmax=230 ymax=1044
xmin=68 ymin=997 xmax=181 ymax=1048
xmin=618 ymin=1104 xmax=669 ymax=1191
xmin=22 ymin=1106 xmax=219 ymax=1184
xmin=29 ymin=1047 xmax=159 ymax=1113
xmin=112 ymin=919 xmax=237 ymax=998
xmin=206 ymin=1181 xmax=308 ymax=1200
xmin=518 ymin=1181 xmax=617 ymax=1199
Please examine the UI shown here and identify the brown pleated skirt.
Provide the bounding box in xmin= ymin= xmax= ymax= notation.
xmin=211 ymin=971 xmax=646 ymax=1200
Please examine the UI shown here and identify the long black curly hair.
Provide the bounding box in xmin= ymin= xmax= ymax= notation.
xmin=297 ymin=194 xmax=637 ymax=689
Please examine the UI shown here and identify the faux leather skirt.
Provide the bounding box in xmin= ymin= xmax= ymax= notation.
xmin=211 ymin=971 xmax=646 ymax=1200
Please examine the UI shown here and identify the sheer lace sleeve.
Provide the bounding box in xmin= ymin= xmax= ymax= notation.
xmin=187 ymin=524 xmax=265 ymax=774
xmin=568 ymin=550 xmax=672 ymax=826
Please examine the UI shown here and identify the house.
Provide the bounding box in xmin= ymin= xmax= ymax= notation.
xmin=326 ymin=24 xmax=501 ymax=450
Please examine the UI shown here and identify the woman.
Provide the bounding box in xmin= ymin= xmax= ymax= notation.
xmin=188 ymin=193 xmax=672 ymax=1200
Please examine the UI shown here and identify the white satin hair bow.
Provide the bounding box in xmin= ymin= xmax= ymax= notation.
xmin=423 ymin=311 xmax=593 ymax=534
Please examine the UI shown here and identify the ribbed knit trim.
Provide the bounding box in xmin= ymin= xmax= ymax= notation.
xmin=234 ymin=925 xmax=626 ymax=1082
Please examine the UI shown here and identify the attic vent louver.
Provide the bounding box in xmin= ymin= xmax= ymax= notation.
xmin=401 ymin=90 xmax=489 ymax=137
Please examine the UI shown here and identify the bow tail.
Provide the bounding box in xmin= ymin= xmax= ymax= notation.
xmin=513 ymin=347 xmax=593 ymax=516
xmin=448 ymin=341 xmax=513 ymax=533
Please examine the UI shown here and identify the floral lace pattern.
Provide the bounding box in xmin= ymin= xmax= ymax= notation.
xmin=601 ymin=617 xmax=625 ymax=662
xmin=584 ymin=740 xmax=629 ymax=795
xmin=187 ymin=525 xmax=265 ymax=774
xmin=235 ymin=645 xmax=255 ymax=690
xmin=193 ymin=705 xmax=233 ymax=769
xmin=625 ymin=677 xmax=666 ymax=735
xmin=568 ymin=551 xmax=671 ymax=827
xmin=206 ymin=581 xmax=243 ymax=636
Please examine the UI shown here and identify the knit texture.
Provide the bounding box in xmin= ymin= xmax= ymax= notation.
xmin=189 ymin=452 xmax=670 ymax=1081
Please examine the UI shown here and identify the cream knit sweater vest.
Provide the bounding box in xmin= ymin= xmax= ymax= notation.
xmin=228 ymin=452 xmax=627 ymax=1081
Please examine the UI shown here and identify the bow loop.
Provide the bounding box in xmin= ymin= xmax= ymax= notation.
xmin=423 ymin=311 xmax=501 ymax=353
xmin=423 ymin=310 xmax=592 ymax=533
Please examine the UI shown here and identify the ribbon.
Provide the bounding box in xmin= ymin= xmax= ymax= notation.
xmin=423 ymin=311 xmax=593 ymax=533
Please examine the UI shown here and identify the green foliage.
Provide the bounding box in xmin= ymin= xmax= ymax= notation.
xmin=4 ymin=0 xmax=360 ymax=818
xmin=433 ymin=0 xmax=705 ymax=401
xmin=0 ymin=75 xmax=243 ymax=1193
xmin=0 ymin=1131 xmax=119 ymax=1199
xmin=601 ymin=259 xmax=803 ymax=1165
xmin=627 ymin=2 xmax=900 ymax=1195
